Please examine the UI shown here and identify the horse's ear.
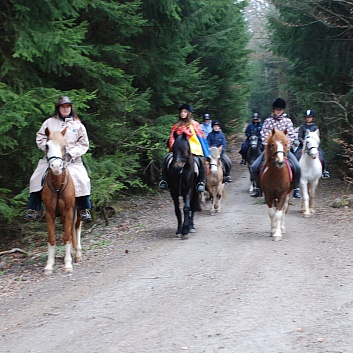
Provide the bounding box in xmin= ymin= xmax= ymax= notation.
xmin=283 ymin=128 xmax=288 ymax=135
xmin=173 ymin=131 xmax=178 ymax=140
xmin=45 ymin=127 xmax=50 ymax=137
xmin=305 ymin=129 xmax=310 ymax=136
xmin=272 ymin=128 xmax=276 ymax=135
xmin=61 ymin=127 xmax=67 ymax=136
xmin=316 ymin=129 xmax=320 ymax=137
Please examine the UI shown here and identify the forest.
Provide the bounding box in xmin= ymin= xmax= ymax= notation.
xmin=1 ymin=0 xmax=353 ymax=224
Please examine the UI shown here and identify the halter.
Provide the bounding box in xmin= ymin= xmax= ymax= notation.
xmin=304 ymin=136 xmax=319 ymax=157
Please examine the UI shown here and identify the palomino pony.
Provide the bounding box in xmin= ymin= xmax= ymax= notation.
xmin=166 ymin=132 xmax=201 ymax=239
xmin=206 ymin=146 xmax=225 ymax=215
xmin=41 ymin=128 xmax=82 ymax=274
xmin=246 ymin=133 xmax=263 ymax=193
xmin=298 ymin=129 xmax=322 ymax=217
xmin=260 ymin=129 xmax=293 ymax=241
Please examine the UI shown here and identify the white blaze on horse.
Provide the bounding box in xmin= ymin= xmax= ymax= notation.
xmin=298 ymin=129 xmax=322 ymax=217
xmin=42 ymin=128 xmax=82 ymax=274
xmin=260 ymin=129 xmax=293 ymax=241
xmin=205 ymin=146 xmax=225 ymax=215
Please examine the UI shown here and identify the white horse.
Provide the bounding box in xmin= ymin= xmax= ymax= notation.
xmin=299 ymin=129 xmax=322 ymax=217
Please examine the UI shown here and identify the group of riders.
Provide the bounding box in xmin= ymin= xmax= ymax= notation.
xmin=159 ymin=98 xmax=330 ymax=201
xmin=23 ymin=96 xmax=330 ymax=222
xmin=239 ymin=98 xmax=330 ymax=199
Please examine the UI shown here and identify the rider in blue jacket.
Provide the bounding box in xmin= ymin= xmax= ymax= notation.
xmin=207 ymin=120 xmax=232 ymax=183
xmin=239 ymin=113 xmax=262 ymax=165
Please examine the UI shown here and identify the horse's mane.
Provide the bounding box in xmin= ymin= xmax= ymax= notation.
xmin=49 ymin=131 xmax=68 ymax=147
xmin=264 ymin=129 xmax=289 ymax=165
xmin=173 ymin=133 xmax=190 ymax=154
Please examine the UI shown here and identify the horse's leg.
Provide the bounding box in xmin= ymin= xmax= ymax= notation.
xmin=210 ymin=188 xmax=216 ymax=215
xmin=44 ymin=214 xmax=56 ymax=275
xmin=73 ymin=209 xmax=82 ymax=263
xmin=189 ymin=210 xmax=196 ymax=233
xmin=272 ymin=208 xmax=284 ymax=241
xmin=172 ymin=193 xmax=182 ymax=235
xmin=63 ymin=209 xmax=75 ymax=273
xmin=308 ymin=180 xmax=319 ymax=214
xmin=181 ymin=193 xmax=191 ymax=237
xmin=280 ymin=195 xmax=290 ymax=234
xmin=268 ymin=207 xmax=276 ymax=235
xmin=300 ymin=180 xmax=310 ymax=216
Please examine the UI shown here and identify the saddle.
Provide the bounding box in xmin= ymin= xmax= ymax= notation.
xmin=259 ymin=159 xmax=293 ymax=182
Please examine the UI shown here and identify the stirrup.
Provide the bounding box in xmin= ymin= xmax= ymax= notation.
xmin=24 ymin=209 xmax=38 ymax=221
xmin=224 ymin=176 xmax=232 ymax=183
xmin=80 ymin=209 xmax=91 ymax=221
xmin=159 ymin=180 xmax=168 ymax=190
xmin=322 ymin=171 xmax=330 ymax=179
xmin=293 ymin=188 xmax=302 ymax=199
xmin=197 ymin=182 xmax=205 ymax=192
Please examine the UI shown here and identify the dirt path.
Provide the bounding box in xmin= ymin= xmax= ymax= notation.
xmin=1 ymin=147 xmax=353 ymax=353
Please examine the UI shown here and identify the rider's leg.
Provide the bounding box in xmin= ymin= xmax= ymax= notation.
xmin=250 ymin=151 xmax=264 ymax=197
xmin=159 ymin=152 xmax=172 ymax=190
xmin=288 ymin=151 xmax=302 ymax=198
xmin=221 ymin=153 xmax=232 ymax=182
xmin=319 ymin=148 xmax=330 ymax=178
xmin=239 ymin=140 xmax=248 ymax=164
xmin=77 ymin=195 xmax=92 ymax=221
xmin=195 ymin=156 xmax=206 ymax=192
xmin=24 ymin=191 xmax=42 ymax=221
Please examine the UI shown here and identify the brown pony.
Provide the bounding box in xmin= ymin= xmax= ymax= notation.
xmin=206 ymin=146 xmax=225 ymax=215
xmin=260 ymin=128 xmax=293 ymax=241
xmin=41 ymin=128 xmax=82 ymax=274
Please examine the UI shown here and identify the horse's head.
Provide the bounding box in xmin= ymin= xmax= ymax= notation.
xmin=208 ymin=146 xmax=222 ymax=174
xmin=172 ymin=133 xmax=192 ymax=170
xmin=265 ymin=128 xmax=289 ymax=168
xmin=45 ymin=127 xmax=68 ymax=175
xmin=303 ymin=129 xmax=320 ymax=159
xmin=249 ymin=134 xmax=259 ymax=149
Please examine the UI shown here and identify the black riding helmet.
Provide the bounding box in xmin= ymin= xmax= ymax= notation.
xmin=203 ymin=113 xmax=211 ymax=120
xmin=212 ymin=120 xmax=220 ymax=128
xmin=179 ymin=103 xmax=193 ymax=113
xmin=272 ymin=98 xmax=286 ymax=109
xmin=303 ymin=109 xmax=315 ymax=117
xmin=252 ymin=113 xmax=261 ymax=121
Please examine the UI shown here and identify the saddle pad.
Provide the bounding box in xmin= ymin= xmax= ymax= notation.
xmin=259 ymin=160 xmax=293 ymax=182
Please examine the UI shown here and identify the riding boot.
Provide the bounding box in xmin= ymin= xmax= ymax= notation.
xmin=288 ymin=151 xmax=302 ymax=199
xmin=319 ymin=149 xmax=330 ymax=179
xmin=196 ymin=156 xmax=206 ymax=192
xmin=159 ymin=152 xmax=172 ymax=190
xmin=250 ymin=151 xmax=265 ymax=197
xmin=24 ymin=191 xmax=42 ymax=221
xmin=221 ymin=154 xmax=232 ymax=182
xmin=77 ymin=195 xmax=92 ymax=221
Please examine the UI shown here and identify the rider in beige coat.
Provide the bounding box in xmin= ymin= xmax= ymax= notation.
xmin=24 ymin=96 xmax=92 ymax=221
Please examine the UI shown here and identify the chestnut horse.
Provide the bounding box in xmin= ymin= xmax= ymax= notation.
xmin=41 ymin=128 xmax=82 ymax=274
xmin=299 ymin=129 xmax=322 ymax=217
xmin=206 ymin=146 xmax=225 ymax=215
xmin=260 ymin=129 xmax=293 ymax=241
xmin=166 ymin=132 xmax=201 ymax=239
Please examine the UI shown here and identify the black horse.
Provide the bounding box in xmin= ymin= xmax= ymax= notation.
xmin=166 ymin=132 xmax=201 ymax=239
xmin=246 ymin=133 xmax=263 ymax=193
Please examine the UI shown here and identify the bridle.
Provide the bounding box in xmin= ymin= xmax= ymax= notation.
xmin=303 ymin=136 xmax=319 ymax=157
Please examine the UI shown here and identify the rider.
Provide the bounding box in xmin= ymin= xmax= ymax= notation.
xmin=23 ymin=96 xmax=92 ymax=221
xmin=297 ymin=109 xmax=330 ymax=179
xmin=207 ymin=120 xmax=232 ymax=183
xmin=159 ymin=103 xmax=209 ymax=192
xmin=250 ymin=98 xmax=302 ymax=199
xmin=201 ymin=113 xmax=213 ymax=138
xmin=239 ymin=113 xmax=263 ymax=165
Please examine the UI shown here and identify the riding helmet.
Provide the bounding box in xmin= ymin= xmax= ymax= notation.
xmin=203 ymin=113 xmax=211 ymax=120
xmin=212 ymin=120 xmax=220 ymax=128
xmin=55 ymin=96 xmax=73 ymax=106
xmin=272 ymin=98 xmax=286 ymax=109
xmin=179 ymin=103 xmax=193 ymax=113
xmin=252 ymin=113 xmax=261 ymax=121
xmin=303 ymin=109 xmax=315 ymax=117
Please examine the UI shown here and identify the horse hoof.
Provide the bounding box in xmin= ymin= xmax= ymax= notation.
xmin=64 ymin=267 xmax=73 ymax=273
xmin=273 ymin=235 xmax=282 ymax=241
xmin=43 ymin=269 xmax=53 ymax=276
xmin=189 ymin=228 xmax=196 ymax=233
xmin=181 ymin=234 xmax=189 ymax=240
